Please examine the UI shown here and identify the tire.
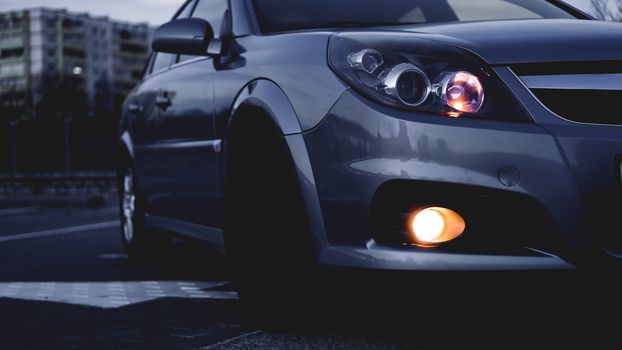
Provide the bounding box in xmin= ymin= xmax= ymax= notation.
xmin=118 ymin=159 xmax=164 ymax=261
xmin=225 ymin=118 xmax=316 ymax=320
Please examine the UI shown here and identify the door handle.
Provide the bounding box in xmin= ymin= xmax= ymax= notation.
xmin=128 ymin=102 xmax=143 ymax=113
xmin=155 ymin=93 xmax=172 ymax=110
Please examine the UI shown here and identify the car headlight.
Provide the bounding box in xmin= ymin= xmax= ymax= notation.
xmin=329 ymin=33 xmax=528 ymax=121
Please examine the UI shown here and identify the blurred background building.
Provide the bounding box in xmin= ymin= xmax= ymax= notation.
xmin=0 ymin=8 xmax=152 ymax=121
xmin=0 ymin=8 xmax=153 ymax=175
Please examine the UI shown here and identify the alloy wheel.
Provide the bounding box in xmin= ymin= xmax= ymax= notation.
xmin=122 ymin=170 xmax=136 ymax=243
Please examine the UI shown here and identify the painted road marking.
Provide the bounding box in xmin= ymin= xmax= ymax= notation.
xmin=0 ymin=281 xmax=237 ymax=308
xmin=0 ymin=221 xmax=119 ymax=243
xmin=180 ymin=286 xmax=200 ymax=291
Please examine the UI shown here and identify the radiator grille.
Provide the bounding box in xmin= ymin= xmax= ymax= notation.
xmin=531 ymin=89 xmax=622 ymax=125
xmin=512 ymin=62 xmax=622 ymax=125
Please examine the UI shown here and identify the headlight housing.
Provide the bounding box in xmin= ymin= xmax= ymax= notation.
xmin=329 ymin=33 xmax=528 ymax=121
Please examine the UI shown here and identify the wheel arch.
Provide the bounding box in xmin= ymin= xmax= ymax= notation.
xmin=116 ymin=131 xmax=139 ymax=198
xmin=118 ymin=131 xmax=134 ymax=165
xmin=227 ymin=79 xmax=303 ymax=137
xmin=224 ymin=79 xmax=329 ymax=254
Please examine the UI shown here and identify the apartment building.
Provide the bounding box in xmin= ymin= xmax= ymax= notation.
xmin=0 ymin=8 xmax=152 ymax=119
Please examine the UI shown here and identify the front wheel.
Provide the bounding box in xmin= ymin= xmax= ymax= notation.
xmin=225 ymin=119 xmax=317 ymax=320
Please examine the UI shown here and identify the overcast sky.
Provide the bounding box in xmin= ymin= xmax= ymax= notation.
xmin=0 ymin=0 xmax=595 ymax=26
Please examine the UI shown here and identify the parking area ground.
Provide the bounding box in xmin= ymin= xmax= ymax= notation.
xmin=0 ymin=205 xmax=620 ymax=349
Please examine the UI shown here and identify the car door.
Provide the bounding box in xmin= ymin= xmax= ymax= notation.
xmin=128 ymin=0 xmax=197 ymax=213
xmin=127 ymin=53 xmax=174 ymax=202
xmin=150 ymin=0 xmax=229 ymax=229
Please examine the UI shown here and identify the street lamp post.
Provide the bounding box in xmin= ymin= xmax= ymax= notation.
xmin=10 ymin=121 xmax=17 ymax=175
xmin=64 ymin=117 xmax=72 ymax=173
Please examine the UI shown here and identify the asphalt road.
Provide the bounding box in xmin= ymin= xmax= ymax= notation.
xmin=0 ymin=205 xmax=620 ymax=349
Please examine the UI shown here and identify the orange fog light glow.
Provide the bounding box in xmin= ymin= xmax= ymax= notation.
xmin=409 ymin=207 xmax=466 ymax=247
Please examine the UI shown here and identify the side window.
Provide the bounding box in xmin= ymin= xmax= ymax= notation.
xmin=151 ymin=53 xmax=176 ymax=74
xmin=192 ymin=0 xmax=229 ymax=38
xmin=149 ymin=0 xmax=197 ymax=74
xmin=177 ymin=0 xmax=198 ymax=20
xmin=142 ymin=53 xmax=155 ymax=79
xmin=178 ymin=0 xmax=228 ymax=63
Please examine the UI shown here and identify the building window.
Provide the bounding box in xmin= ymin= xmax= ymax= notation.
xmin=119 ymin=30 xmax=131 ymax=40
xmin=63 ymin=18 xmax=84 ymax=29
xmin=120 ymin=43 xmax=147 ymax=54
xmin=63 ymin=47 xmax=86 ymax=59
xmin=0 ymin=47 xmax=24 ymax=59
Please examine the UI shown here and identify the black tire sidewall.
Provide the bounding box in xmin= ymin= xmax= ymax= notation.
xmin=225 ymin=131 xmax=316 ymax=309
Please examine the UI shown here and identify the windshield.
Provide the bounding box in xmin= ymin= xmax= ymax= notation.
xmin=251 ymin=0 xmax=577 ymax=33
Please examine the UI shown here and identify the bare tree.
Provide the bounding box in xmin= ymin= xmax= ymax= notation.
xmin=591 ymin=0 xmax=608 ymax=19
xmin=591 ymin=0 xmax=622 ymax=21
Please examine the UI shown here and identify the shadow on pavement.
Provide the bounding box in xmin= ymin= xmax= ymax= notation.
xmin=244 ymin=270 xmax=622 ymax=349
xmin=3 ymin=245 xmax=621 ymax=349
xmin=0 ymin=297 xmax=243 ymax=350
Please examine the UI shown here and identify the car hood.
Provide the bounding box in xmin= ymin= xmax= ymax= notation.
xmin=395 ymin=19 xmax=622 ymax=65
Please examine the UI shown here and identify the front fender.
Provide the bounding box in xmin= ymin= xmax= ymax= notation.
xmin=229 ymin=79 xmax=302 ymax=135
xmin=227 ymin=79 xmax=329 ymax=253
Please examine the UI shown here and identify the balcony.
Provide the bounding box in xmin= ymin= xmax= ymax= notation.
xmin=0 ymin=37 xmax=23 ymax=49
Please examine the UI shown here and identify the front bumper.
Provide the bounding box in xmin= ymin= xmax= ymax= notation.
xmin=320 ymin=242 xmax=573 ymax=271
xmin=303 ymin=86 xmax=622 ymax=270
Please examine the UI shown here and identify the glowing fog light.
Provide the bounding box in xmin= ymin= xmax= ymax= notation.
xmin=409 ymin=207 xmax=466 ymax=247
xmin=441 ymin=71 xmax=484 ymax=114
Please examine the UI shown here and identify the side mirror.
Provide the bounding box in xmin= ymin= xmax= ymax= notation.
xmin=152 ymin=18 xmax=214 ymax=56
